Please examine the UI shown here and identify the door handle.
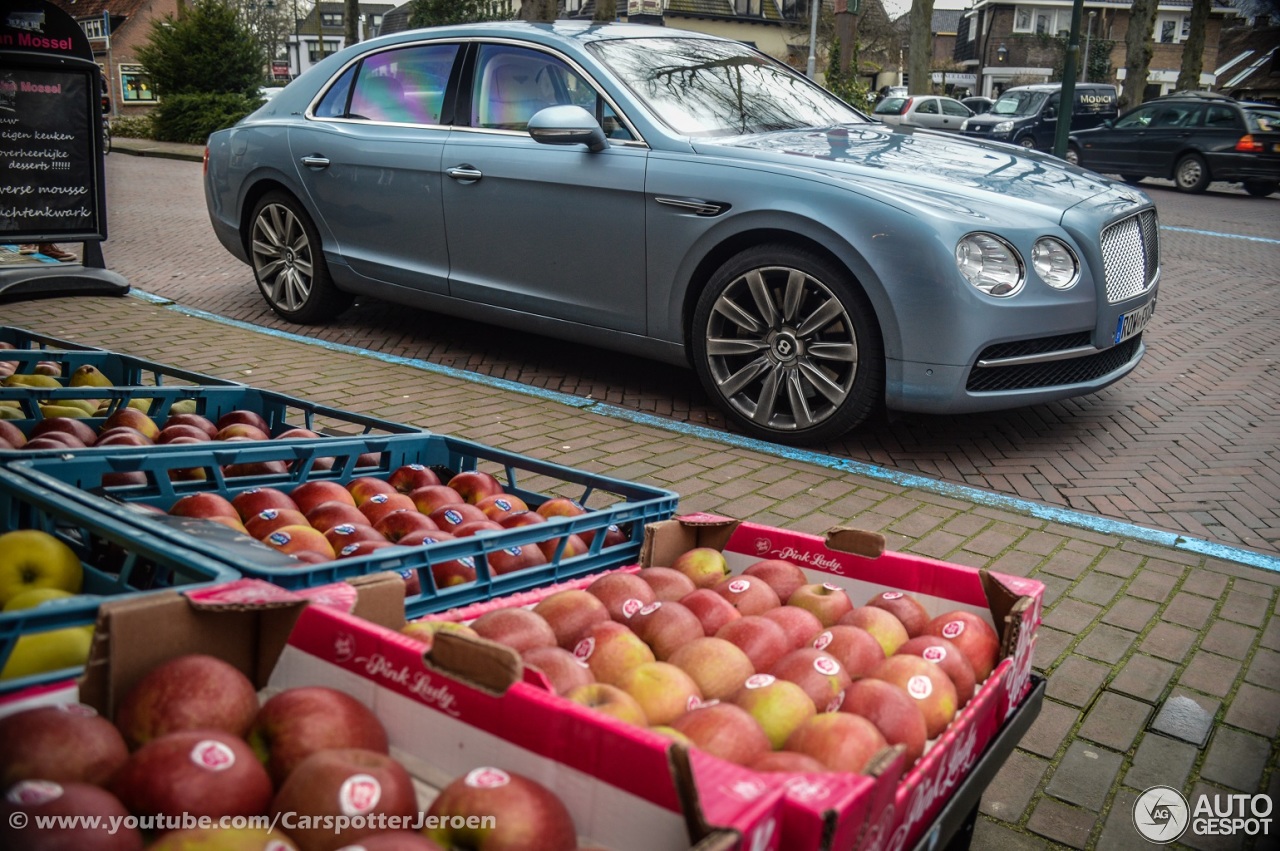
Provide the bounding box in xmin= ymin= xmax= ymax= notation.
xmin=446 ymin=165 xmax=483 ymax=181
xmin=300 ymin=155 xmax=330 ymax=168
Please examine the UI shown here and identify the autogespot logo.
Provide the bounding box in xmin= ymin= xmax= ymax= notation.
xmin=1134 ymin=786 xmax=1190 ymax=844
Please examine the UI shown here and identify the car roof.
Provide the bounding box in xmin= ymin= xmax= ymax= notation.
xmin=1001 ymin=83 xmax=1114 ymax=93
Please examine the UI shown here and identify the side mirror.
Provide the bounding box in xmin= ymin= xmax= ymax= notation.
xmin=527 ymin=105 xmax=609 ymax=153
xmin=1102 ymin=118 xmax=1114 ymax=129
xmin=1044 ymin=107 xmax=1057 ymax=119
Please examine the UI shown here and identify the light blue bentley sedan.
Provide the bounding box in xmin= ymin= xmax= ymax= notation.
xmin=204 ymin=21 xmax=1159 ymax=444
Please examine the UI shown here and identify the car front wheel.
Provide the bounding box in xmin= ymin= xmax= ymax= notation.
xmin=691 ymin=245 xmax=884 ymax=444
xmin=249 ymin=192 xmax=353 ymax=323
xmin=1173 ymin=154 xmax=1210 ymax=193
xmin=1016 ymin=136 xmax=1036 ymax=150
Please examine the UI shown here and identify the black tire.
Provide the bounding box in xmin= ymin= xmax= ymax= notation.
xmin=691 ymin=245 xmax=884 ymax=444
xmin=249 ymin=192 xmax=353 ymax=323
xmin=1016 ymin=136 xmax=1036 ymax=150
xmin=1243 ymin=180 xmax=1278 ymax=198
xmin=1120 ymin=174 xmax=1146 ymax=184
xmin=1173 ymin=153 xmax=1210 ymax=193
xmin=1064 ymin=144 xmax=1080 ymax=166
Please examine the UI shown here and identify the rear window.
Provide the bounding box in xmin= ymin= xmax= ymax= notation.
xmin=1246 ymin=107 xmax=1280 ymax=133
xmin=874 ymin=97 xmax=910 ymax=116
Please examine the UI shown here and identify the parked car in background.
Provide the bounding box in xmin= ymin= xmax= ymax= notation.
xmin=205 ymin=22 xmax=1160 ymax=444
xmin=962 ymin=96 xmax=994 ymax=115
xmin=961 ymin=83 xmax=1119 ymax=152
xmin=873 ymin=95 xmax=974 ymax=131
xmin=1068 ymin=91 xmax=1280 ymax=196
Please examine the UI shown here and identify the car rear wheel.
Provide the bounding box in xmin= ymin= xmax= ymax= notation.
xmin=1173 ymin=154 xmax=1210 ymax=193
xmin=249 ymin=192 xmax=353 ymax=323
xmin=691 ymin=245 xmax=884 ymax=444
xmin=1243 ymin=179 xmax=1278 ymax=197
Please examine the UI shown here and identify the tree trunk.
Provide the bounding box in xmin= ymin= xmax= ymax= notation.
xmin=837 ymin=11 xmax=858 ymax=75
xmin=595 ymin=0 xmax=618 ymax=23
xmin=345 ymin=0 xmax=358 ymax=45
xmin=1175 ymin=0 xmax=1211 ymax=92
xmin=908 ymin=0 xmax=935 ymax=94
xmin=520 ymin=0 xmax=557 ymax=22
xmin=1121 ymin=0 xmax=1158 ymax=109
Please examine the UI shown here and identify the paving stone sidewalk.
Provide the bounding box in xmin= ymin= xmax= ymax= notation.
xmin=2 ymin=293 xmax=1277 ymax=850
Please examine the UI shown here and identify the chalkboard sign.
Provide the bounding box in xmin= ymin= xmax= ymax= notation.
xmin=0 ymin=64 xmax=101 ymax=239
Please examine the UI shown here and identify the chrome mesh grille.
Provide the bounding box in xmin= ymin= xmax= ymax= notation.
xmin=1100 ymin=210 xmax=1160 ymax=304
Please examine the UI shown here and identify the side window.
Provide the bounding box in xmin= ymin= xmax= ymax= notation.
xmin=942 ymin=99 xmax=970 ymax=117
xmin=1115 ymin=106 xmax=1156 ymax=129
xmin=1205 ymin=105 xmax=1242 ymax=130
xmin=1150 ymin=106 xmax=1192 ymax=128
xmin=314 ymin=66 xmax=356 ymax=118
xmin=471 ymin=43 xmax=632 ymax=140
xmin=349 ymin=43 xmax=459 ymax=124
xmin=916 ymin=99 xmax=938 ymax=114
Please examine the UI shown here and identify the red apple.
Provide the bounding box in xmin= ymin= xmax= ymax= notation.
xmin=668 ymin=702 xmax=771 ymax=767
xmin=534 ymin=497 xmax=586 ymax=521
xmin=221 ymin=458 xmax=291 ymax=478
xmin=532 ymin=589 xmax=611 ymax=651
xmin=715 ymin=615 xmax=790 ymax=673
xmin=585 ymin=571 xmax=656 ymax=622
xmin=451 ymin=518 xmax=506 ymax=537
xmin=787 ymin=583 xmax=854 ymax=627
xmin=0 ymin=703 xmax=128 ymax=788
xmin=428 ymin=502 xmax=489 ymax=533
xmin=626 ymin=600 xmax=705 ymax=662
xmin=231 ymin=486 xmax=299 ymax=520
xmin=409 ymin=485 xmax=465 ymax=515
xmin=388 ymin=463 xmax=440 ymax=493
xmin=24 ymin=432 xmax=87 ymax=450
xmin=713 ymin=575 xmax=781 ymax=616
xmin=244 ymin=507 xmax=311 ymax=540
xmin=742 ymin=558 xmax=808 ymax=604
xmin=359 ymin=492 xmax=417 ymax=526
xmin=110 ymin=730 xmax=273 ymax=820
xmin=761 ymin=605 xmax=825 ymax=651
xmin=784 ymin=712 xmax=887 ymax=774
xmin=114 ymin=653 xmax=259 ymax=749
xmin=101 ymin=408 xmax=159 ymax=441
xmin=399 ymin=529 xmax=454 ymax=547
xmin=537 ymin=532 xmax=588 ymax=561
xmin=615 ymin=660 xmax=703 ymax=726
xmin=470 ymin=608 xmax=557 ymax=654
xmin=262 ymin=525 xmax=335 ymax=560
xmin=331 ymin=539 xmax=394 ymax=561
xmin=275 ymin=427 xmax=323 ymax=441
xmin=475 ymin=493 xmax=528 ymax=521
xmin=868 ymin=654 xmax=959 ymax=739
xmin=667 ymin=636 xmax=754 ymax=701
xmin=866 ymin=590 xmax=931 ymax=638
xmin=522 ymin=645 xmax=595 ymax=696
xmin=669 ymin=547 xmax=730 ymax=590
xmin=564 ymin=682 xmax=648 ymax=727
xmin=32 ymin=417 xmax=98 ymax=447
xmin=486 ymin=542 xmax=548 ymax=576
xmin=374 ymin=509 xmax=439 ymax=542
xmin=345 ymin=476 xmax=399 ymax=505
xmin=897 ymin=635 xmax=977 ymax=707
xmin=924 ymin=610 xmax=1001 ymax=682
xmin=215 ymin=422 xmax=271 ymax=442
xmin=1 ymin=780 xmax=142 ymax=850
xmin=216 ymin=410 xmax=271 ymax=433
xmin=811 ymin=625 xmax=885 ymax=679
xmin=94 ymin=426 xmax=153 ymax=447
xmin=428 ymin=552 xmax=478 ymax=588
xmin=447 ymin=470 xmax=505 ymax=505
xmin=168 ymin=492 xmax=239 ymax=521
xmin=748 ymin=751 xmax=829 ymax=773
xmin=0 ymin=420 xmax=26 ymax=449
xmin=248 ymin=686 xmax=389 ymax=787
xmin=270 ymin=748 xmax=416 ymax=851
xmin=498 ymin=510 xmax=547 ymax=530
xmin=679 ymin=588 xmax=742 ymax=636
xmin=770 ymin=648 xmax=851 ymax=714
xmin=304 ymin=500 xmax=369 ymax=533
xmin=731 ymin=673 xmax=817 ymax=750
xmin=839 ymin=678 xmax=929 ymax=767
xmin=425 ymin=768 xmax=577 ymax=851
xmin=572 ymin=620 xmax=655 ymax=686
xmin=162 ymin=413 xmax=218 ymax=438
xmin=635 ymin=567 xmax=697 ymax=602
xmin=840 ymin=606 xmax=910 ymax=657
xmin=288 ymin=480 xmax=356 ymax=516
xmin=325 ymin=522 xmax=386 ymax=549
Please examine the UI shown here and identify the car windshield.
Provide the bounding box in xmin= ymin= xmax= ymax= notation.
xmin=589 ymin=36 xmax=866 ymax=137
xmin=991 ymin=90 xmax=1047 ymax=116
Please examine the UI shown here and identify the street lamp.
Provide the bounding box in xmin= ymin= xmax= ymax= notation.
xmin=996 ymin=43 xmax=1008 ymax=64
xmin=1082 ymin=11 xmax=1096 ymax=83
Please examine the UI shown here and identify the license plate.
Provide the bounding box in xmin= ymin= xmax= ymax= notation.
xmin=1115 ymin=298 xmax=1156 ymax=344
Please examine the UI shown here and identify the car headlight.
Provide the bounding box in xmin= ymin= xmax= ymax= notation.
xmin=1031 ymin=238 xmax=1079 ymax=289
xmin=955 ymin=233 xmax=1024 ymax=297
xmin=993 ymin=120 xmax=1014 ymax=134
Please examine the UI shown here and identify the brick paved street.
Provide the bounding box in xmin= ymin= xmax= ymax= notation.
xmin=2 ymin=141 xmax=1276 ymax=849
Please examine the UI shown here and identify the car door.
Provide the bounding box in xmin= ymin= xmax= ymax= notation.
xmin=440 ymin=43 xmax=648 ymax=334
xmin=288 ymin=42 xmax=459 ymax=293
xmin=909 ymin=97 xmax=941 ymax=129
xmin=1079 ymin=104 xmax=1159 ymax=173
xmin=1140 ymin=103 xmax=1202 ymax=174
xmin=938 ymin=98 xmax=972 ymax=132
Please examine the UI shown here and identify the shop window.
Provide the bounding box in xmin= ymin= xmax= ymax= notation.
xmin=119 ymin=64 xmax=156 ymax=103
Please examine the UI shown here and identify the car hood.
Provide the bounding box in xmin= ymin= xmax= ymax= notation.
xmin=693 ymin=124 xmax=1117 ymax=224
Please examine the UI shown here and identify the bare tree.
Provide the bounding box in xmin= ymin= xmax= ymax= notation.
xmin=1175 ymin=0 xmax=1212 ymax=91
xmin=907 ymin=0 xmax=934 ymax=94
xmin=1121 ymin=0 xmax=1158 ymax=108
xmin=520 ymin=0 xmax=557 ymax=21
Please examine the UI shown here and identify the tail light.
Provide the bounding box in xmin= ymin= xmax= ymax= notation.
xmin=900 ymin=97 xmax=913 ymax=115
xmin=1235 ymin=134 xmax=1263 ymax=153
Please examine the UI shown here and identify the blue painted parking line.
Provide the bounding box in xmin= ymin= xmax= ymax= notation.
xmin=1162 ymin=225 xmax=1280 ymax=246
xmin=134 ymin=289 xmax=1280 ymax=576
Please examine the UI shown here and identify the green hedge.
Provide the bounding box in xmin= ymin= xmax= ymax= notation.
xmin=147 ymin=92 xmax=263 ymax=144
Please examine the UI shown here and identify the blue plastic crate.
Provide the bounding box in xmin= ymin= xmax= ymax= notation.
xmin=2 ymin=433 xmax=679 ymax=617
xmin=0 ymin=384 xmax=421 ymax=450
xmin=0 ymin=343 xmax=239 ymax=389
xmin=0 ymin=468 xmax=241 ymax=694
